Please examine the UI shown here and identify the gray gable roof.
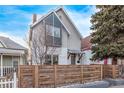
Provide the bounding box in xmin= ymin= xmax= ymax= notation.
xmin=31 ymin=6 xmax=82 ymax=38
xmin=0 ymin=36 xmax=26 ymax=50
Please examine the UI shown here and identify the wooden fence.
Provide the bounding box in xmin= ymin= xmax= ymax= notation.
xmin=18 ymin=65 xmax=102 ymax=88
xmin=103 ymin=65 xmax=120 ymax=79
xmin=18 ymin=65 xmax=120 ymax=88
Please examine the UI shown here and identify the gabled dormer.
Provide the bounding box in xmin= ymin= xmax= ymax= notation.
xmin=30 ymin=11 xmax=70 ymax=47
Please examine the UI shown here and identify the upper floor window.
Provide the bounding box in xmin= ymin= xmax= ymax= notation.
xmin=54 ymin=27 xmax=60 ymax=38
xmin=46 ymin=24 xmax=60 ymax=38
xmin=45 ymin=13 xmax=63 ymax=46
xmin=46 ymin=24 xmax=53 ymax=36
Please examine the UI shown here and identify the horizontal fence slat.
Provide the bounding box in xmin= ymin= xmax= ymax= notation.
xmin=18 ymin=65 xmax=120 ymax=88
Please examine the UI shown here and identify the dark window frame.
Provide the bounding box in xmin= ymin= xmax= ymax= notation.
xmin=44 ymin=13 xmax=62 ymax=47
xmin=45 ymin=55 xmax=59 ymax=65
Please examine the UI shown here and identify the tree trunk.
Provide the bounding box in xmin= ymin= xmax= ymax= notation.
xmin=112 ymin=58 xmax=117 ymax=65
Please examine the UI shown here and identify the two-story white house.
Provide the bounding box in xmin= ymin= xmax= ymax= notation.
xmin=29 ymin=6 xmax=83 ymax=65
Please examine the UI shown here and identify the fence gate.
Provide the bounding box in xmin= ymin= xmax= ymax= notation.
xmin=0 ymin=72 xmax=17 ymax=88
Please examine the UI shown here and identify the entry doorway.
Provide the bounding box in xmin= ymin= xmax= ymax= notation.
xmin=12 ymin=57 xmax=19 ymax=70
xmin=71 ymin=54 xmax=76 ymax=65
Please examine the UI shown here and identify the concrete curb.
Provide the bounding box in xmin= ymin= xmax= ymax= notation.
xmin=58 ymin=79 xmax=124 ymax=88
xmin=105 ymin=78 xmax=124 ymax=86
xmin=58 ymin=81 xmax=109 ymax=88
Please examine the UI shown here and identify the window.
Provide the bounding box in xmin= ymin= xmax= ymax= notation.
xmin=53 ymin=55 xmax=58 ymax=64
xmin=13 ymin=61 xmax=18 ymax=71
xmin=54 ymin=27 xmax=60 ymax=38
xmin=46 ymin=24 xmax=53 ymax=36
xmin=45 ymin=13 xmax=62 ymax=46
xmin=45 ymin=55 xmax=58 ymax=65
xmin=13 ymin=61 xmax=18 ymax=67
xmin=46 ymin=24 xmax=60 ymax=38
xmin=45 ymin=55 xmax=51 ymax=64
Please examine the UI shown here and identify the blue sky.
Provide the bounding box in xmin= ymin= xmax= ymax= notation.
xmin=0 ymin=5 xmax=96 ymax=47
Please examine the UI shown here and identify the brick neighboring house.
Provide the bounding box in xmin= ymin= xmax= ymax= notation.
xmin=29 ymin=6 xmax=83 ymax=65
xmin=81 ymin=35 xmax=124 ymax=65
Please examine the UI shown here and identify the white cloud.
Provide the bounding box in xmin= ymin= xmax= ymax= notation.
xmin=66 ymin=6 xmax=97 ymax=38
xmin=0 ymin=31 xmax=28 ymax=48
xmin=0 ymin=5 xmax=97 ymax=48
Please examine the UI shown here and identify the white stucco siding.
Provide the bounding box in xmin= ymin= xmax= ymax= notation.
xmin=62 ymin=27 xmax=68 ymax=48
xmin=82 ymin=50 xmax=92 ymax=65
xmin=59 ymin=48 xmax=68 ymax=65
xmin=67 ymin=56 xmax=71 ymax=64
xmin=82 ymin=49 xmax=114 ymax=65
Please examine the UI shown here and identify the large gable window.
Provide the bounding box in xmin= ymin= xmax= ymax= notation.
xmin=45 ymin=13 xmax=64 ymax=46
xmin=54 ymin=27 xmax=60 ymax=38
xmin=46 ymin=24 xmax=53 ymax=36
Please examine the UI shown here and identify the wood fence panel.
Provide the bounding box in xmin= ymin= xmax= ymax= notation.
xmin=56 ymin=65 xmax=81 ymax=87
xmin=18 ymin=65 xmax=119 ymax=88
xmin=19 ymin=65 xmax=35 ymax=88
xmin=103 ymin=65 xmax=119 ymax=79
xmin=38 ymin=65 xmax=55 ymax=88
xmin=82 ymin=65 xmax=101 ymax=83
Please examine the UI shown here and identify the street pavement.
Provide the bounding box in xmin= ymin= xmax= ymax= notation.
xmin=110 ymin=85 xmax=124 ymax=88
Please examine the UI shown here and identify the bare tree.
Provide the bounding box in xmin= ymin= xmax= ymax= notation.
xmin=30 ymin=22 xmax=56 ymax=65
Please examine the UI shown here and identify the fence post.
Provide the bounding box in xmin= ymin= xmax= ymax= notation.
xmin=101 ymin=65 xmax=103 ymax=80
xmin=18 ymin=66 xmax=20 ymax=88
xmin=54 ymin=65 xmax=57 ymax=88
xmin=80 ymin=65 xmax=83 ymax=83
xmin=112 ymin=65 xmax=116 ymax=79
xmin=13 ymin=72 xmax=17 ymax=88
xmin=34 ymin=65 xmax=39 ymax=88
xmin=0 ymin=54 xmax=3 ymax=77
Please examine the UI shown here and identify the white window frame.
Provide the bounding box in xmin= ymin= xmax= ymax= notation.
xmin=54 ymin=26 xmax=61 ymax=38
xmin=46 ymin=24 xmax=54 ymax=36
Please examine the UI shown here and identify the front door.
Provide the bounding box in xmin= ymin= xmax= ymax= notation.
xmin=71 ymin=54 xmax=76 ymax=65
xmin=12 ymin=57 xmax=19 ymax=70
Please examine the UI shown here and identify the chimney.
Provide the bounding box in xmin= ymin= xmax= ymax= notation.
xmin=32 ymin=14 xmax=37 ymax=23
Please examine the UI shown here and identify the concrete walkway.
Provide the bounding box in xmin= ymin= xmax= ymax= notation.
xmin=110 ymin=85 xmax=124 ymax=88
